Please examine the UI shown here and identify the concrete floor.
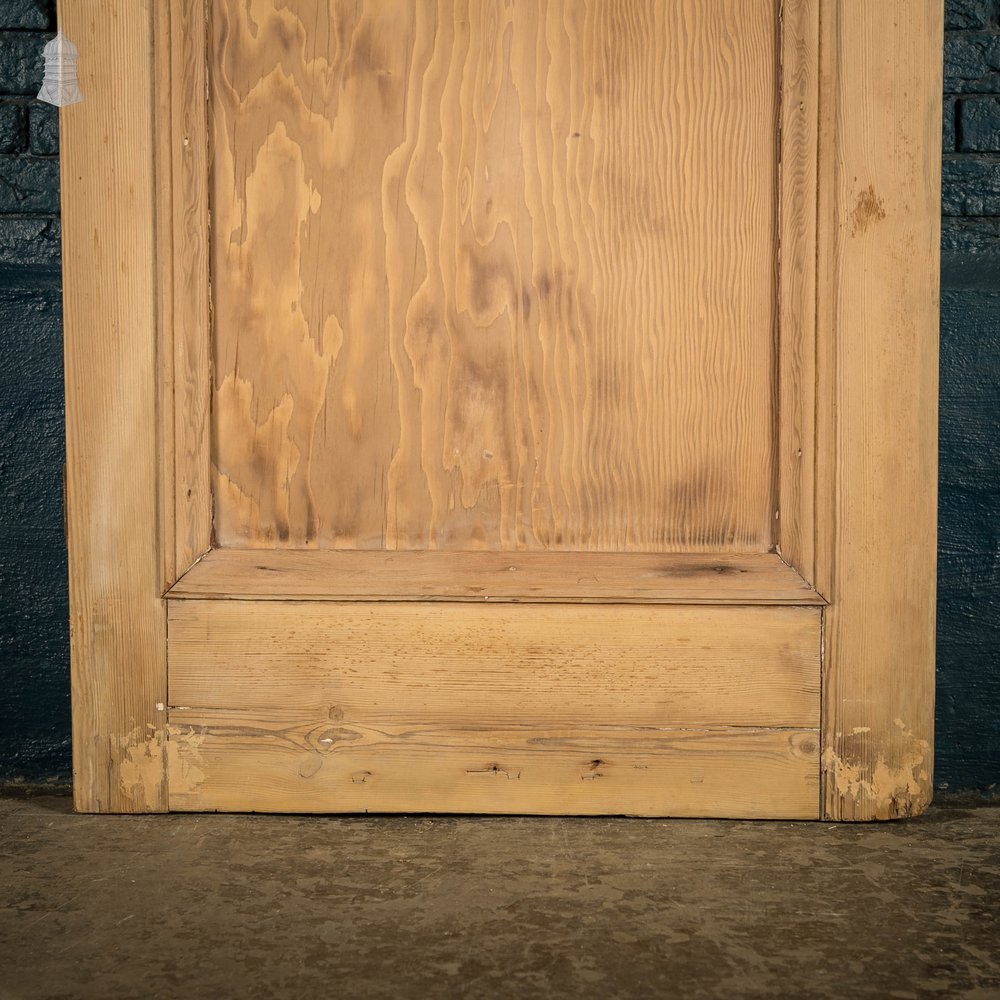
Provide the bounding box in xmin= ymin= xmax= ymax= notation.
xmin=1 ymin=796 xmax=998 ymax=1000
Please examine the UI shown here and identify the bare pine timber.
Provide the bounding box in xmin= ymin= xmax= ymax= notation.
xmin=812 ymin=0 xmax=838 ymax=604
xmin=61 ymin=0 xmax=940 ymax=819
xmin=168 ymin=602 xmax=821 ymax=726
xmin=166 ymin=549 xmax=824 ymax=604
xmin=168 ymin=724 xmax=821 ymax=818
xmin=60 ymin=1 xmax=167 ymax=812
xmin=209 ymin=0 xmax=780 ymax=553
xmin=155 ymin=0 xmax=213 ymax=586
xmin=821 ymin=1 xmax=941 ymax=820
xmin=167 ymin=601 xmax=821 ymax=816
xmin=777 ymin=0 xmax=819 ymax=586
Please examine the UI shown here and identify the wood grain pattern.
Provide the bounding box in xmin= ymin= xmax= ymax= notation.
xmin=167 ymin=600 xmax=821 ymax=727
xmin=821 ymin=0 xmax=941 ymax=820
xmin=62 ymin=2 xmax=940 ymax=820
xmin=155 ymin=0 xmax=213 ymax=585
xmin=167 ymin=600 xmax=820 ymax=816
xmin=166 ymin=548 xmax=825 ymax=604
xmin=777 ymin=0 xmax=819 ymax=586
xmin=209 ymin=0 xmax=779 ymax=553
xmin=60 ymin=1 xmax=167 ymax=812
xmin=167 ymin=720 xmax=821 ymax=818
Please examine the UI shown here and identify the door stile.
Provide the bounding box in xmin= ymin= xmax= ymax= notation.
xmin=61 ymin=0 xmax=167 ymax=812
xmin=819 ymin=0 xmax=941 ymax=820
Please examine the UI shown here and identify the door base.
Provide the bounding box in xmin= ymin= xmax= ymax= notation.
xmin=167 ymin=600 xmax=821 ymax=817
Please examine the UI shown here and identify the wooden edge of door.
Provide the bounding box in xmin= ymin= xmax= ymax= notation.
xmin=819 ymin=0 xmax=942 ymax=821
xmin=60 ymin=1 xmax=167 ymax=812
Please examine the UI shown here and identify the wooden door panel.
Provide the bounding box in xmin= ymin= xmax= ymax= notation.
xmin=210 ymin=0 xmax=779 ymax=552
xmin=167 ymin=601 xmax=821 ymax=816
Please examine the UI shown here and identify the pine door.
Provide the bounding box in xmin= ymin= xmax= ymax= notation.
xmin=60 ymin=0 xmax=942 ymax=819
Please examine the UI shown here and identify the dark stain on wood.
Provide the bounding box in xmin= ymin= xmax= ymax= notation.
xmin=851 ymin=184 xmax=887 ymax=236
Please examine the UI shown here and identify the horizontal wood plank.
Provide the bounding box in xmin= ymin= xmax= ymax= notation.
xmin=166 ymin=549 xmax=825 ymax=604
xmin=167 ymin=720 xmax=820 ymax=818
xmin=167 ymin=601 xmax=820 ymax=816
xmin=168 ymin=601 xmax=821 ymax=726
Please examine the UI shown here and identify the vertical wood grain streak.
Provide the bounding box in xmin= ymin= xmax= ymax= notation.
xmin=61 ymin=0 xmax=167 ymax=812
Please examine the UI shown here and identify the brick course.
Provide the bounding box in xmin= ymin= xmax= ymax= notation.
xmin=0 ymin=2 xmax=54 ymax=32
xmin=0 ymin=31 xmax=47 ymax=95
xmin=0 ymin=12 xmax=58 ymax=255
xmin=958 ymin=95 xmax=1000 ymax=151
xmin=946 ymin=0 xmax=998 ymax=29
xmin=0 ymin=100 xmax=24 ymax=153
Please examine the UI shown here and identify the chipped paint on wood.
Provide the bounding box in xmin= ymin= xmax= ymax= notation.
xmin=166 ymin=725 xmax=207 ymax=802
xmin=823 ymin=720 xmax=932 ymax=821
xmin=112 ymin=725 xmax=166 ymax=813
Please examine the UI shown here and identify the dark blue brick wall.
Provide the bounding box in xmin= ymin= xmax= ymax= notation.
xmin=0 ymin=0 xmax=69 ymax=787
xmin=940 ymin=2 xmax=1000 ymax=797
xmin=0 ymin=2 xmax=998 ymax=795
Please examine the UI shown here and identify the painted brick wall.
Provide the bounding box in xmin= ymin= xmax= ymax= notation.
xmin=939 ymin=0 xmax=1000 ymax=795
xmin=0 ymin=2 xmax=998 ymax=795
xmin=0 ymin=0 xmax=69 ymax=785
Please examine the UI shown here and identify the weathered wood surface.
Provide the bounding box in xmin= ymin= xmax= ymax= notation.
xmin=61 ymin=1 xmax=167 ymax=812
xmin=168 ymin=721 xmax=821 ymax=818
xmin=820 ymin=0 xmax=941 ymax=820
xmin=168 ymin=600 xmax=820 ymax=816
xmin=166 ymin=549 xmax=825 ymax=604
xmin=209 ymin=0 xmax=780 ymax=553
xmin=60 ymin=0 xmax=940 ymax=820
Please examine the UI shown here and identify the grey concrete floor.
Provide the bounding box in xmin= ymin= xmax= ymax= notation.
xmin=0 ymin=796 xmax=998 ymax=1000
